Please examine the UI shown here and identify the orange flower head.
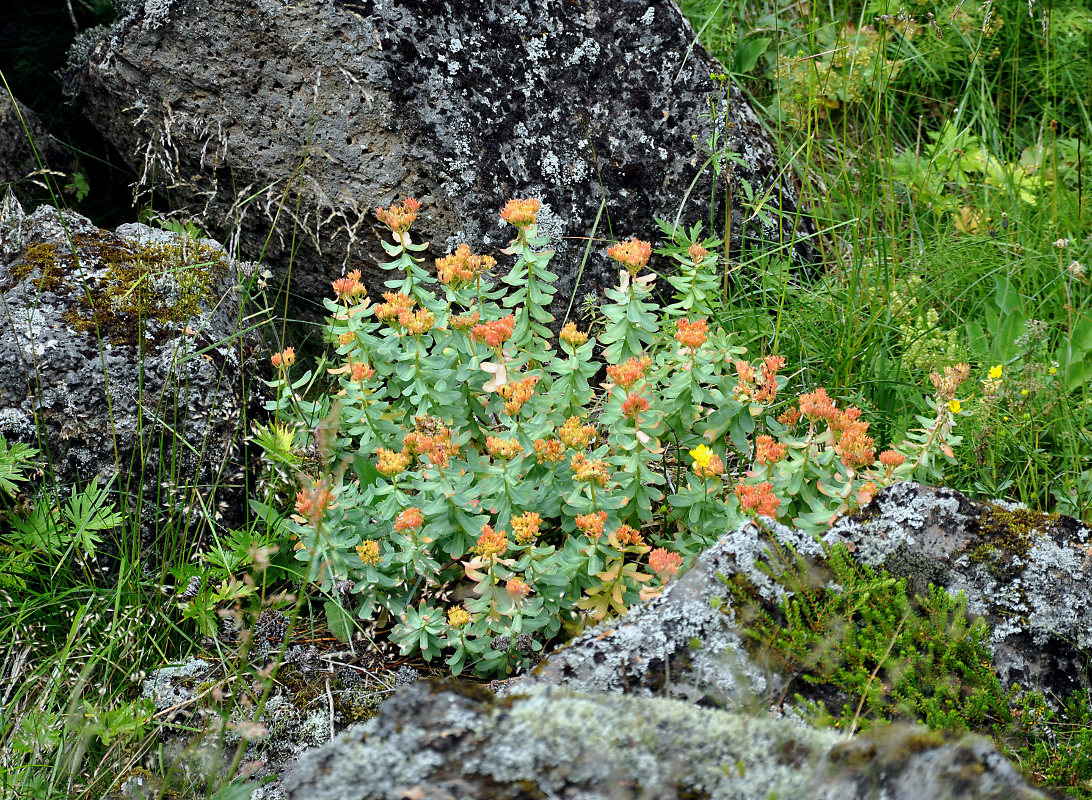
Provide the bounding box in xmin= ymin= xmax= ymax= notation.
xmin=397 ymin=307 xmax=436 ymax=336
xmin=475 ymin=524 xmax=509 ymax=558
xmin=571 ymin=452 xmax=609 ymax=486
xmin=558 ymin=416 xmax=597 ymax=450
xmin=271 ymin=347 xmax=296 ymax=368
xmin=755 ymin=435 xmax=787 ymax=467
xmin=533 ymin=438 xmax=565 ymax=463
xmin=755 ymin=355 xmax=786 ymax=404
xmin=436 ymin=244 xmax=495 ymax=288
xmin=506 ymin=577 xmax=532 ymax=598
xmin=375 ymin=292 xmax=415 ymax=324
xmin=649 ymin=547 xmax=683 ymax=579
xmin=835 ymin=421 xmax=875 ymax=470
xmin=559 ymin=322 xmax=589 ymax=348
xmin=879 ymin=450 xmax=906 ymax=468
xmin=778 ymin=406 xmax=801 ymax=426
xmin=450 ymin=310 xmax=481 ymax=331
xmin=393 ymin=507 xmax=425 ymax=533
xmin=574 ymin=510 xmax=608 ymax=539
xmin=606 ymin=355 xmax=652 ymax=390
xmin=486 ymin=436 xmax=523 ymax=461
xmin=376 ymin=197 xmax=420 ymax=233
xmin=675 ymin=318 xmax=709 ymax=349
xmin=356 ymin=540 xmax=381 ymax=566
xmin=498 ymin=374 xmax=539 ymax=416
xmin=607 ymin=238 xmax=653 ymax=275
xmin=501 ymin=198 xmax=542 ymax=229
xmin=471 ymin=315 xmax=516 ymax=350
xmin=295 ymin=479 xmax=335 ymax=523
xmin=332 ymin=270 xmax=366 ymax=301
xmin=688 ymin=243 xmax=709 ymax=263
xmin=350 ymin=361 xmax=375 ymax=382
xmin=613 ymin=524 xmax=645 ymax=547
xmin=621 ymin=392 xmax=650 ymax=421
xmin=375 ymin=447 xmax=411 ymax=478
xmin=735 ymin=482 xmax=781 ymax=518
xmin=798 ymin=387 xmax=836 ymax=423
xmin=512 ymin=511 xmax=542 ymax=544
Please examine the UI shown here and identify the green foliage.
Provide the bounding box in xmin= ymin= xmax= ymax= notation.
xmin=0 ymin=435 xmax=38 ymax=498
xmin=723 ymin=537 xmax=1092 ymax=796
xmin=262 ymin=201 xmax=963 ymax=678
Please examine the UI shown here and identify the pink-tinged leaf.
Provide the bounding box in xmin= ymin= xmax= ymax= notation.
xmin=941 ymin=444 xmax=954 ymax=458
xmin=481 ymin=361 xmax=507 ymax=392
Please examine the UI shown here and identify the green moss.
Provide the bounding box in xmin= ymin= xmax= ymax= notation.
xmin=970 ymin=504 xmax=1061 ymax=580
xmin=14 ymin=230 xmax=228 ymax=349
xmin=277 ymin=665 xmax=382 ymax=725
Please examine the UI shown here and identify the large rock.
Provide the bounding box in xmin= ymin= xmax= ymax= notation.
xmin=68 ymin=0 xmax=816 ymax=321
xmin=282 ymin=680 xmax=1052 ymax=800
xmin=824 ymin=482 xmax=1092 ymax=701
xmin=0 ymin=94 xmax=77 ymax=196
xmin=509 ymin=517 xmax=821 ymax=706
xmin=0 ymin=201 xmax=261 ymax=536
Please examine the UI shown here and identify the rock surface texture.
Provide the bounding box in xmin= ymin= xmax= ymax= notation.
xmin=283 ymin=680 xmax=1052 ymax=800
xmin=509 ymin=517 xmax=823 ymax=706
xmin=0 ymin=201 xmax=260 ymax=534
xmin=824 ymin=482 xmax=1092 ymax=701
xmin=69 ymin=0 xmax=815 ymax=320
xmin=0 ymin=94 xmax=77 ymax=194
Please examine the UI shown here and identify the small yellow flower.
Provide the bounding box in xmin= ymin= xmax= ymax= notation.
xmin=447 ymin=606 xmax=471 ymax=628
xmin=947 ymin=399 xmax=962 ymax=414
xmin=1048 ymin=366 xmax=1057 ymax=375
xmin=988 ymin=364 xmax=1003 ymax=380
xmin=1020 ymin=389 xmax=1029 ymax=396
xmin=689 ymin=444 xmax=715 ymax=469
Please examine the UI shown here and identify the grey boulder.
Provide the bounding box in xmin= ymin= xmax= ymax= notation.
xmin=68 ymin=0 xmax=816 ymax=322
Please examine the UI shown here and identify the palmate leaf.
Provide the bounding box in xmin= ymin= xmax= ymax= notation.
xmin=0 ymin=436 xmax=38 ymax=498
xmin=63 ymin=476 xmax=123 ymax=558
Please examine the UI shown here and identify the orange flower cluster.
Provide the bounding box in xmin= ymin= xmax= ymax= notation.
xmin=621 ymin=392 xmax=650 ymax=421
xmin=332 ymin=269 xmax=367 ymax=302
xmin=571 ymin=452 xmax=609 ymax=486
xmin=512 ymin=511 xmax=542 ymax=544
xmin=375 ymin=447 xmax=411 ymax=477
xmin=450 ymin=310 xmax=481 ymax=331
xmin=798 ymin=387 xmax=836 ymax=422
xmin=613 ymin=524 xmax=645 ymax=547
xmin=393 ymin=507 xmax=424 ymax=533
xmin=734 ymin=356 xmax=784 ymax=404
xmin=471 ymin=315 xmax=516 ymax=349
xmin=350 ymin=361 xmax=374 ymax=382
xmin=401 ymin=422 xmax=459 ymax=468
xmin=778 ymin=406 xmax=801 ymax=426
xmin=879 ymin=449 xmax=906 ymax=468
xmin=675 ymin=318 xmax=708 ymax=349
xmin=295 ymin=479 xmax=335 ymax=523
xmin=755 ymin=435 xmax=787 ymax=466
xmin=735 ymin=482 xmax=781 ymax=518
xmin=506 ymin=577 xmax=532 ymax=598
xmin=498 ymin=374 xmax=539 ymax=416
xmin=356 ymin=540 xmax=381 ymax=566
xmin=501 ymin=198 xmax=541 ymax=229
xmin=436 ymin=244 xmax=496 ymax=288
xmin=486 ymin=436 xmax=523 ymax=461
xmin=533 ymin=438 xmax=565 ymax=463
xmin=271 ymin=347 xmax=295 ymax=368
xmin=688 ymin=242 xmax=709 ymax=263
xmin=649 ymin=547 xmax=683 ymax=578
xmin=375 ymin=197 xmax=420 ymax=233
xmin=374 ymin=292 xmax=415 ymax=324
xmin=606 ymin=355 xmax=652 ymax=390
xmin=575 ymin=510 xmax=607 ymax=539
xmin=559 ymin=322 xmax=589 ymax=348
xmin=338 ymin=330 xmax=356 ymax=346
xmin=475 ymin=524 xmax=509 ymax=558
xmin=607 ymin=238 xmax=653 ymax=274
xmin=558 ymin=416 xmax=597 ymax=449
xmin=835 ymin=421 xmax=874 ymax=470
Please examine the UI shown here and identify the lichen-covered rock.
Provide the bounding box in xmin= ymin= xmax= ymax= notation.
xmin=0 ymin=202 xmax=261 ymax=536
xmin=283 ymin=680 xmax=1052 ymax=800
xmin=68 ymin=0 xmax=816 ymax=323
xmin=510 ymin=518 xmax=822 ymax=706
xmin=823 ymin=482 xmax=1092 ymax=701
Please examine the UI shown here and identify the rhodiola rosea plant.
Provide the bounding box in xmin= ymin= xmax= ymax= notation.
xmin=256 ymin=197 xmax=967 ymax=678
